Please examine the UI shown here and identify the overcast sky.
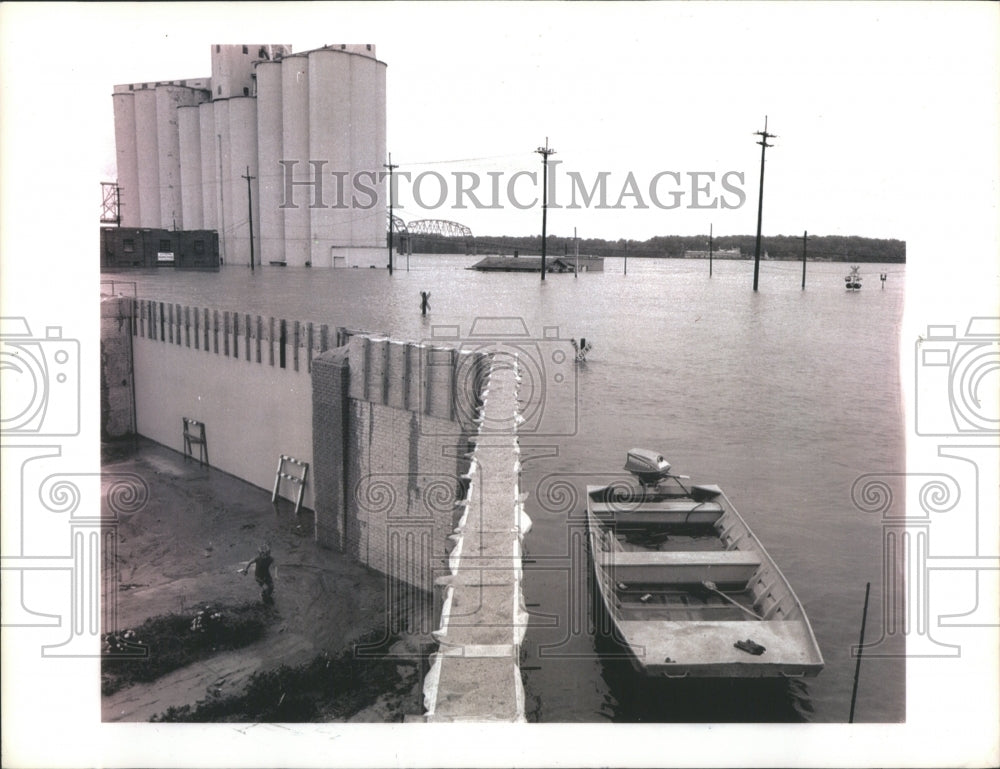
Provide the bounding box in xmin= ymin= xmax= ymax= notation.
xmin=3 ymin=1 xmax=996 ymax=244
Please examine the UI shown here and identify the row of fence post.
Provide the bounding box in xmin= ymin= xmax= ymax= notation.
xmin=131 ymin=299 xmax=330 ymax=373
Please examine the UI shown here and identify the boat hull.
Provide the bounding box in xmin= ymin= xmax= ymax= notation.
xmin=587 ymin=482 xmax=824 ymax=679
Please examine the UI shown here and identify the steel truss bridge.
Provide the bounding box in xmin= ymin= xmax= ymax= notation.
xmin=387 ymin=216 xmax=475 ymax=254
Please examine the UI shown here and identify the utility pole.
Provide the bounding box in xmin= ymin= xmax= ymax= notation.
xmin=242 ymin=166 xmax=256 ymax=272
xmin=536 ymin=138 xmax=556 ymax=281
xmin=115 ymin=184 xmax=122 ymax=227
xmin=752 ymin=116 xmax=776 ymax=292
xmin=384 ymin=152 xmax=398 ymax=275
xmin=709 ymin=222 xmax=714 ymax=277
xmin=624 ymin=240 xmax=628 ymax=276
xmin=801 ymin=230 xmax=809 ymax=289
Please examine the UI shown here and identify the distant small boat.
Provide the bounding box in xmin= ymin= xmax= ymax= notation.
xmin=844 ymin=265 xmax=862 ymax=291
xmin=586 ymin=449 xmax=824 ymax=679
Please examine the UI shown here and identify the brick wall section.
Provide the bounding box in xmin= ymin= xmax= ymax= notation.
xmin=311 ymin=349 xmax=350 ymax=549
xmin=312 ymin=333 xmax=488 ymax=593
xmin=345 ymin=401 xmax=463 ymax=591
xmin=100 ymin=295 xmax=135 ymax=439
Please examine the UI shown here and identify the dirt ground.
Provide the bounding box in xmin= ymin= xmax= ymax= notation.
xmin=101 ymin=438 xmax=424 ymax=722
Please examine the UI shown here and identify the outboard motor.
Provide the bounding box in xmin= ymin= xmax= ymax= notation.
xmin=624 ymin=449 xmax=672 ymax=487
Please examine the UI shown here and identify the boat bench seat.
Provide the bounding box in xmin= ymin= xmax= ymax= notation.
xmin=591 ymin=500 xmax=724 ymax=515
xmin=601 ymin=550 xmax=762 ymax=586
xmin=590 ymin=501 xmax=725 ymax=528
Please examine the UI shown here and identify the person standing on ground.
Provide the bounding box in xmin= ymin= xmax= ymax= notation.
xmin=420 ymin=291 xmax=431 ymax=316
xmin=240 ymin=544 xmax=274 ymax=603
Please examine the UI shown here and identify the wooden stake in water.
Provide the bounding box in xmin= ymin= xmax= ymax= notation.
xmin=801 ymin=230 xmax=808 ymax=289
xmin=574 ymin=226 xmax=579 ymax=278
xmin=849 ymin=581 xmax=872 ymax=723
xmin=709 ymin=223 xmax=714 ymax=277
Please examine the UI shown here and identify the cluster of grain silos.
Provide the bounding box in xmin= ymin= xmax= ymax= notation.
xmin=112 ymin=44 xmax=387 ymax=268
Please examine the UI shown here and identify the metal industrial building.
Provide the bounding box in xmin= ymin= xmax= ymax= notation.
xmin=112 ymin=44 xmax=387 ymax=268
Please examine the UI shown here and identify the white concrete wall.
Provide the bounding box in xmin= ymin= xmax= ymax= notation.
xmin=131 ymin=301 xmax=326 ymax=510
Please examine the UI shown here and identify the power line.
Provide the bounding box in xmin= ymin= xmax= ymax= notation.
xmin=394 ymin=151 xmax=532 ymax=167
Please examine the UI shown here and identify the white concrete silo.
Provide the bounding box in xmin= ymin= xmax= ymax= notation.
xmin=281 ymin=54 xmax=311 ymax=266
xmin=112 ymin=89 xmax=141 ymax=227
xmin=133 ymin=87 xmax=160 ymax=228
xmin=198 ymin=101 xmax=218 ymax=233
xmin=227 ymin=96 xmax=260 ymax=268
xmin=157 ymin=85 xmax=206 ymax=230
xmin=308 ymin=48 xmax=353 ymax=269
xmin=178 ymin=105 xmax=204 ymax=229
xmin=213 ymin=98 xmax=232 ymax=263
xmin=375 ymin=55 xmax=387 ymax=255
xmin=255 ymin=59 xmax=284 ymax=264
xmin=211 ymin=45 xmax=247 ymax=100
xmin=349 ymin=50 xmax=387 ymax=265
xmin=211 ymin=44 xmax=290 ymax=100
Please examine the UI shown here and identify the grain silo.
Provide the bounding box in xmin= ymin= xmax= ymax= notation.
xmin=308 ymin=48 xmax=350 ymax=268
xmin=111 ymin=89 xmax=140 ymax=227
xmin=255 ymin=59 xmax=284 ymax=265
xmin=198 ymin=100 xmax=218 ymax=233
xmin=227 ymin=96 xmax=259 ymax=267
xmin=213 ymin=97 xmax=232 ymax=263
xmin=177 ymin=104 xmax=204 ymax=229
xmin=306 ymin=45 xmax=387 ymax=268
xmin=281 ymin=53 xmax=311 ymax=266
xmin=156 ymin=85 xmax=207 ymax=230
xmin=132 ymin=87 xmax=160 ymax=229
xmin=350 ymin=48 xmax=387 ymax=261
xmin=110 ymin=43 xmax=387 ymax=269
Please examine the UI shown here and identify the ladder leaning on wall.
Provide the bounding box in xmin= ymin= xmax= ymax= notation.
xmin=273 ymin=454 xmax=309 ymax=515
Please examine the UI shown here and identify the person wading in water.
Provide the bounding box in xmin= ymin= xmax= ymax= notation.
xmin=240 ymin=544 xmax=275 ymax=604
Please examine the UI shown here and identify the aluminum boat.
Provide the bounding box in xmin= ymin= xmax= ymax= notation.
xmin=587 ymin=449 xmax=824 ymax=678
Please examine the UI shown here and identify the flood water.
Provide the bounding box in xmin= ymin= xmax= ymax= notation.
xmin=103 ymin=254 xmax=906 ymax=722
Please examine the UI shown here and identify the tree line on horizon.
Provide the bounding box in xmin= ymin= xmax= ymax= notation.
xmin=403 ymin=232 xmax=906 ymax=263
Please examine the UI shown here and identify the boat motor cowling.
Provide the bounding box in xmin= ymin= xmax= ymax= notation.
xmin=624 ymin=449 xmax=672 ymax=486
